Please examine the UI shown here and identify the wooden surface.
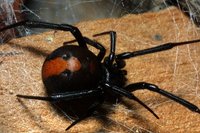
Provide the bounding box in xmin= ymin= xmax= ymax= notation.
xmin=0 ymin=7 xmax=200 ymax=133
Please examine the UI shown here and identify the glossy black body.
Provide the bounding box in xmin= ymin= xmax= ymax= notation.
xmin=42 ymin=45 xmax=103 ymax=118
xmin=43 ymin=45 xmax=102 ymax=94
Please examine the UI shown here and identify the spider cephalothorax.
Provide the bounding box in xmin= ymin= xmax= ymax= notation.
xmin=1 ymin=20 xmax=200 ymax=130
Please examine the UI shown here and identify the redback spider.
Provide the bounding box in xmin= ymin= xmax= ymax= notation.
xmin=1 ymin=20 xmax=200 ymax=130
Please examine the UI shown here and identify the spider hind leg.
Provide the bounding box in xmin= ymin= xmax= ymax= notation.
xmin=66 ymin=100 xmax=102 ymax=130
xmin=104 ymin=83 xmax=159 ymax=119
xmin=125 ymin=82 xmax=200 ymax=114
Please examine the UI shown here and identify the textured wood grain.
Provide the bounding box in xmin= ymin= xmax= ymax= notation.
xmin=0 ymin=7 xmax=200 ymax=133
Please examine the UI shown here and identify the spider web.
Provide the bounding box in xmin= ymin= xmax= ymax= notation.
xmin=0 ymin=0 xmax=200 ymax=133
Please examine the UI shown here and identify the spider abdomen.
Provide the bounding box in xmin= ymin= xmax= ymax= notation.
xmin=42 ymin=45 xmax=102 ymax=95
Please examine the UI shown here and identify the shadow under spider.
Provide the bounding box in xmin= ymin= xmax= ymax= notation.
xmin=17 ymin=97 xmax=50 ymax=131
xmin=94 ymin=97 xmax=158 ymax=133
xmin=7 ymin=42 xmax=49 ymax=57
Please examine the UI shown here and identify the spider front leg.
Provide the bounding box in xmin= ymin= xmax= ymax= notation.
xmin=116 ymin=39 xmax=200 ymax=59
xmin=125 ymin=82 xmax=200 ymax=113
xmin=0 ymin=20 xmax=87 ymax=48
xmin=94 ymin=31 xmax=126 ymax=69
xmin=83 ymin=37 xmax=106 ymax=61
xmin=62 ymin=36 xmax=106 ymax=61
xmin=17 ymin=89 xmax=102 ymax=102
xmin=93 ymin=31 xmax=116 ymax=66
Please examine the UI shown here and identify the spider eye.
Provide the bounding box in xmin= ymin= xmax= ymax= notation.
xmin=62 ymin=53 xmax=70 ymax=60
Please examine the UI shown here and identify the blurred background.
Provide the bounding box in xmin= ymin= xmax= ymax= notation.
xmin=0 ymin=0 xmax=200 ymax=43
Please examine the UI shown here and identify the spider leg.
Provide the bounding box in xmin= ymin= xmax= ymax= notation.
xmin=93 ymin=31 xmax=116 ymax=66
xmin=94 ymin=31 xmax=126 ymax=69
xmin=83 ymin=37 xmax=106 ymax=61
xmin=17 ymin=89 xmax=102 ymax=102
xmin=125 ymin=82 xmax=200 ymax=113
xmin=52 ymin=102 xmax=74 ymax=121
xmin=62 ymin=36 xmax=106 ymax=61
xmin=66 ymin=99 xmax=103 ymax=130
xmin=63 ymin=39 xmax=77 ymax=45
xmin=104 ymin=83 xmax=159 ymax=119
xmin=116 ymin=39 xmax=200 ymax=60
xmin=0 ymin=20 xmax=87 ymax=48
